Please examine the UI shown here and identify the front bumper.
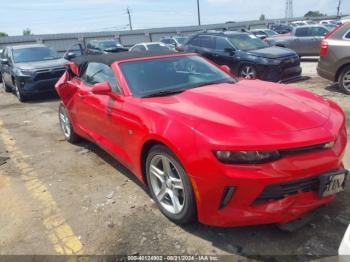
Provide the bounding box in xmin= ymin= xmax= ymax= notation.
xmin=190 ymin=127 xmax=347 ymax=227
xmin=17 ymin=76 xmax=60 ymax=95
xmin=258 ymin=64 xmax=302 ymax=82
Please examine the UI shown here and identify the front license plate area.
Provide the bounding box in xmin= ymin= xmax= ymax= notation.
xmin=319 ymin=171 xmax=348 ymax=197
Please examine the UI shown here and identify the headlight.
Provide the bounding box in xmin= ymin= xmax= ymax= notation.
xmin=17 ymin=69 xmax=34 ymax=77
xmin=213 ymin=150 xmax=280 ymax=164
xmin=260 ymin=57 xmax=281 ymax=65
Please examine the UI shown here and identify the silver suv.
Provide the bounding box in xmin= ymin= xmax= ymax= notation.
xmin=317 ymin=22 xmax=350 ymax=94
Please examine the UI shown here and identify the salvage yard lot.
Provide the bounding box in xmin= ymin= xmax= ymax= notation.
xmin=0 ymin=59 xmax=349 ymax=261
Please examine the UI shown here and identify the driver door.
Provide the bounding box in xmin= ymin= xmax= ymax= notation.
xmin=73 ymin=62 xmax=123 ymax=148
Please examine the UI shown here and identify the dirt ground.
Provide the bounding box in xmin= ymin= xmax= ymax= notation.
xmin=0 ymin=59 xmax=349 ymax=262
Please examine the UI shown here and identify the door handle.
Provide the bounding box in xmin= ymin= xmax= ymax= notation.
xmin=212 ymin=54 xmax=220 ymax=57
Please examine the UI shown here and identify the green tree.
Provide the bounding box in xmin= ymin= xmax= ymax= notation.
xmin=22 ymin=28 xmax=33 ymax=36
xmin=304 ymin=11 xmax=326 ymax=17
xmin=0 ymin=32 xmax=8 ymax=37
xmin=259 ymin=14 xmax=266 ymax=21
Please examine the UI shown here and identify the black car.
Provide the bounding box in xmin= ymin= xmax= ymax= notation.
xmin=85 ymin=39 xmax=128 ymax=55
xmin=269 ymin=24 xmax=292 ymax=34
xmin=0 ymin=44 xmax=67 ymax=102
xmin=181 ymin=31 xmax=301 ymax=82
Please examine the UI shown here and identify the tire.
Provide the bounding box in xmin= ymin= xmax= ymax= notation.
xmin=338 ymin=65 xmax=350 ymax=95
xmin=2 ymin=75 xmax=12 ymax=93
xmin=14 ymin=80 xmax=27 ymax=102
xmin=146 ymin=145 xmax=196 ymax=224
xmin=58 ymin=102 xmax=79 ymax=143
xmin=239 ymin=64 xmax=257 ymax=79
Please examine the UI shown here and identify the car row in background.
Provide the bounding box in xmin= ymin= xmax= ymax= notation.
xmin=129 ymin=42 xmax=171 ymax=52
xmin=181 ymin=30 xmax=301 ymax=82
xmin=85 ymin=39 xmax=128 ymax=55
xmin=0 ymin=44 xmax=66 ymax=101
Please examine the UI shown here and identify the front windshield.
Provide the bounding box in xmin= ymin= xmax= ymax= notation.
xmin=13 ymin=47 xmax=59 ymax=63
xmin=99 ymin=40 xmax=121 ymax=49
xmin=265 ymin=30 xmax=278 ymax=36
xmin=228 ymin=34 xmax=267 ymax=51
xmin=120 ymin=55 xmax=235 ymax=98
xmin=175 ymin=37 xmax=187 ymax=44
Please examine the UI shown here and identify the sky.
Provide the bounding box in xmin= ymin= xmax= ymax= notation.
xmin=0 ymin=0 xmax=349 ymax=36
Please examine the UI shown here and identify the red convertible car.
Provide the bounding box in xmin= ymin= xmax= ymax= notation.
xmin=56 ymin=51 xmax=348 ymax=227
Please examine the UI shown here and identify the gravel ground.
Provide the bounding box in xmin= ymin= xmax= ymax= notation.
xmin=0 ymin=59 xmax=348 ymax=262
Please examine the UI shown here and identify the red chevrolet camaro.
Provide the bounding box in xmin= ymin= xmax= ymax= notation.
xmin=56 ymin=51 xmax=348 ymax=227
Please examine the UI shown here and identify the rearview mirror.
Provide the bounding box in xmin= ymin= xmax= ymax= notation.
xmin=65 ymin=52 xmax=77 ymax=60
xmin=0 ymin=58 xmax=9 ymax=65
xmin=91 ymin=82 xmax=112 ymax=95
xmin=224 ymin=48 xmax=236 ymax=55
xmin=220 ymin=65 xmax=231 ymax=74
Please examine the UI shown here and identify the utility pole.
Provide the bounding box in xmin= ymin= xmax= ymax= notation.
xmin=197 ymin=0 xmax=201 ymax=26
xmin=337 ymin=0 xmax=342 ymax=17
xmin=126 ymin=7 xmax=133 ymax=31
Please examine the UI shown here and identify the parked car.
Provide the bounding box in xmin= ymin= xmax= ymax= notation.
xmin=270 ymin=24 xmax=292 ymax=34
xmin=56 ymin=51 xmax=347 ymax=227
xmin=320 ymin=20 xmax=339 ymax=26
xmin=266 ymin=25 xmax=329 ymax=56
xmin=0 ymin=44 xmax=67 ymax=101
xmin=339 ymin=225 xmax=350 ymax=261
xmin=129 ymin=42 xmax=171 ymax=52
xmin=85 ymin=39 xmax=128 ymax=55
xmin=250 ymin=29 xmax=279 ymax=39
xmin=160 ymin=36 xmax=188 ymax=50
xmin=317 ymin=22 xmax=350 ymax=94
xmin=181 ymin=31 xmax=301 ymax=82
xmin=0 ymin=49 xmax=3 ymax=83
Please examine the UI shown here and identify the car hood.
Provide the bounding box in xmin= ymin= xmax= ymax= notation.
xmin=142 ymin=81 xmax=331 ymax=137
xmin=16 ymin=58 xmax=67 ymax=70
xmin=246 ymin=46 xmax=295 ymax=59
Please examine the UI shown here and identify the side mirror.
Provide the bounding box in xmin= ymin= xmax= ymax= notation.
xmin=91 ymin=82 xmax=111 ymax=95
xmin=220 ymin=65 xmax=231 ymax=74
xmin=65 ymin=52 xmax=77 ymax=60
xmin=224 ymin=48 xmax=236 ymax=55
xmin=0 ymin=58 xmax=9 ymax=65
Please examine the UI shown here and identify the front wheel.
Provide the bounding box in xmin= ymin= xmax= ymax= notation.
xmin=59 ymin=102 xmax=79 ymax=143
xmin=239 ymin=64 xmax=257 ymax=79
xmin=2 ymin=76 xmax=12 ymax=93
xmin=146 ymin=145 xmax=196 ymax=224
xmin=338 ymin=65 xmax=350 ymax=95
xmin=14 ymin=81 xmax=27 ymax=102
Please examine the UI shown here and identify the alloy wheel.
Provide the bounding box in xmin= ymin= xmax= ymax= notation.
xmin=59 ymin=106 xmax=71 ymax=139
xmin=240 ymin=65 xmax=257 ymax=79
xmin=14 ymin=83 xmax=21 ymax=98
xmin=341 ymin=70 xmax=350 ymax=93
xmin=149 ymin=155 xmax=185 ymax=214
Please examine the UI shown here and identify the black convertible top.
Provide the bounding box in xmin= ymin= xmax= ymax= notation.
xmin=72 ymin=50 xmax=179 ymax=66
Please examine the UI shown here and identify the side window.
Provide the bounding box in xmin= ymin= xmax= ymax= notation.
xmin=311 ymin=27 xmax=328 ymax=37
xmin=198 ymin=36 xmax=215 ymax=49
xmin=87 ymin=43 xmax=92 ymax=49
xmin=161 ymin=39 xmax=171 ymax=44
xmin=81 ymin=63 xmax=120 ymax=93
xmin=215 ymin=37 xmax=233 ymax=51
xmin=131 ymin=45 xmax=146 ymax=52
xmin=344 ymin=30 xmax=350 ymax=39
xmin=169 ymin=39 xmax=176 ymax=45
xmin=295 ymin=27 xmax=310 ymax=37
xmin=189 ymin=36 xmax=201 ymax=47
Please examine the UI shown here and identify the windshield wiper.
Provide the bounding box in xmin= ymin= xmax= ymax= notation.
xmin=142 ymin=89 xmax=186 ymax=98
xmin=193 ymin=80 xmax=235 ymax=88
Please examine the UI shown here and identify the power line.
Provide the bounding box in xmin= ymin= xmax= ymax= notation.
xmin=126 ymin=7 xmax=133 ymax=31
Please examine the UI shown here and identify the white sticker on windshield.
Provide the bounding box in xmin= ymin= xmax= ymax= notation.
xmin=249 ymin=35 xmax=258 ymax=39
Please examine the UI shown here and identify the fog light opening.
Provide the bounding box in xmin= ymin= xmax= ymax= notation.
xmin=219 ymin=186 xmax=235 ymax=209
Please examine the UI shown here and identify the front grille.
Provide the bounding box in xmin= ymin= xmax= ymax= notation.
xmin=281 ymin=55 xmax=300 ymax=69
xmin=33 ymin=68 xmax=65 ymax=81
xmin=254 ymin=175 xmax=320 ymax=204
xmin=279 ymin=143 xmax=330 ymax=156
